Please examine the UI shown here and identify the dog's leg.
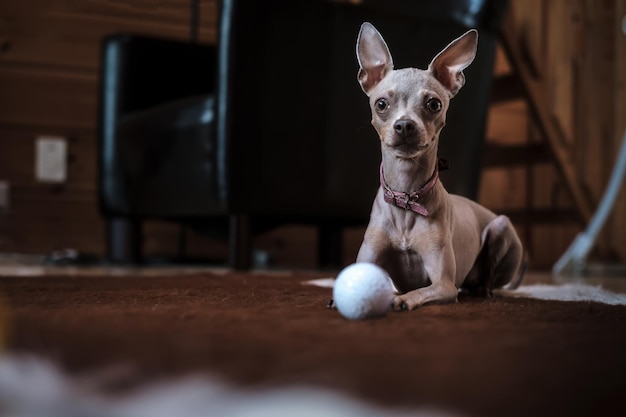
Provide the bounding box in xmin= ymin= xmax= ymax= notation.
xmin=356 ymin=234 xmax=385 ymax=265
xmin=475 ymin=215 xmax=524 ymax=297
xmin=392 ymin=280 xmax=458 ymax=310
xmin=392 ymin=243 xmax=458 ymax=310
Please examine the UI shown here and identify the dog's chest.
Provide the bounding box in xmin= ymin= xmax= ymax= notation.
xmin=384 ymin=213 xmax=436 ymax=291
xmin=387 ymin=211 xmax=438 ymax=249
xmin=384 ymin=244 xmax=430 ymax=292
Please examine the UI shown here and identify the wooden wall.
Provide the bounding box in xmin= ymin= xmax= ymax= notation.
xmin=482 ymin=0 xmax=626 ymax=268
xmin=0 ymin=0 xmax=221 ymax=258
xmin=0 ymin=0 xmax=624 ymax=270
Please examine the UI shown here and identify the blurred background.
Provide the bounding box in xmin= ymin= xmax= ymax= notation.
xmin=0 ymin=0 xmax=624 ymax=271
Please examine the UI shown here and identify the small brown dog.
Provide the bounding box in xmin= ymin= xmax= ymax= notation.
xmin=355 ymin=23 xmax=524 ymax=310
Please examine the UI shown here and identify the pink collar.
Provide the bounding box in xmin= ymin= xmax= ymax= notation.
xmin=380 ymin=160 xmax=442 ymax=216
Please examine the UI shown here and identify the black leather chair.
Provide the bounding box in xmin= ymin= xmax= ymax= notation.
xmin=99 ymin=0 xmax=507 ymax=269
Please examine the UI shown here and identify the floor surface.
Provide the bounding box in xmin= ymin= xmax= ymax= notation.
xmin=1 ymin=265 xmax=626 ymax=417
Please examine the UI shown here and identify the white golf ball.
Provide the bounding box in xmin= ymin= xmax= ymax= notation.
xmin=333 ymin=263 xmax=394 ymax=320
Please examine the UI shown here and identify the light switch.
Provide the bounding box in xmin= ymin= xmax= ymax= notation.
xmin=36 ymin=136 xmax=67 ymax=183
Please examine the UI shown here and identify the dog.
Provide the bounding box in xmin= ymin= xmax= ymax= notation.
xmin=354 ymin=23 xmax=524 ymax=311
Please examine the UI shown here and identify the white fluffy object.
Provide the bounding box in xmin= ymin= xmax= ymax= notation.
xmin=0 ymin=355 xmax=465 ymax=417
xmin=333 ymin=263 xmax=394 ymax=320
xmin=497 ymin=283 xmax=626 ymax=305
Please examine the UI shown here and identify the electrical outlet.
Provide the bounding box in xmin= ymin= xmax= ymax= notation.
xmin=36 ymin=136 xmax=67 ymax=183
xmin=0 ymin=180 xmax=9 ymax=213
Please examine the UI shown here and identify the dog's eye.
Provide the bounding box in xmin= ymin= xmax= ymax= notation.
xmin=425 ymin=98 xmax=442 ymax=113
xmin=375 ymin=98 xmax=389 ymax=112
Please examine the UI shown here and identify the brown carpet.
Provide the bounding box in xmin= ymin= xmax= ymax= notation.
xmin=1 ymin=272 xmax=626 ymax=417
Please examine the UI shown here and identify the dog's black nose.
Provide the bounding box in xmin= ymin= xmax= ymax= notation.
xmin=393 ymin=119 xmax=416 ymax=137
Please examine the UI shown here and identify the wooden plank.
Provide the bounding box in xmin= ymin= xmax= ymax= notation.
xmin=492 ymin=44 xmax=511 ymax=77
xmin=0 ymin=0 xmax=218 ymax=35
xmin=0 ymin=2 xmax=217 ymax=72
xmin=507 ymin=0 xmax=546 ymax=76
xmin=490 ymin=74 xmax=525 ymax=104
xmin=495 ymin=208 xmax=579 ymax=224
xmin=570 ymin=0 xmax=617 ymax=258
xmin=546 ymin=0 xmax=579 ymax=146
xmin=531 ymin=163 xmax=574 ymax=210
xmin=0 ymin=193 xmax=232 ymax=259
xmin=500 ymin=9 xmax=593 ymax=223
xmin=478 ymin=167 xmax=528 ymax=210
xmin=0 ymin=68 xmax=98 ymax=129
xmin=0 ymin=193 xmax=104 ymax=254
xmin=576 ymin=0 xmax=615 ymax=204
xmin=486 ymin=100 xmax=527 ymax=145
xmin=255 ymin=225 xmax=318 ymax=269
xmin=482 ymin=142 xmax=552 ymax=167
xmin=531 ymin=224 xmax=579 ymax=269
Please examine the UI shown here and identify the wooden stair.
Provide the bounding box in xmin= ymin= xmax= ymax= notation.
xmin=486 ymin=12 xmax=593 ymax=225
xmin=482 ymin=12 xmax=594 ymax=231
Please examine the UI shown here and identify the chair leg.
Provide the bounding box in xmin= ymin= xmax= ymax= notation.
xmin=318 ymin=224 xmax=343 ymax=269
xmin=107 ymin=217 xmax=142 ymax=264
xmin=229 ymin=213 xmax=251 ymax=270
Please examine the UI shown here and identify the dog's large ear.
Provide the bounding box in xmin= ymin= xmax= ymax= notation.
xmin=428 ymin=29 xmax=478 ymax=97
xmin=356 ymin=22 xmax=394 ymax=95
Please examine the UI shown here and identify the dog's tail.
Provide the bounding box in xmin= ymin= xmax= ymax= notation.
xmin=504 ymin=251 xmax=528 ymax=290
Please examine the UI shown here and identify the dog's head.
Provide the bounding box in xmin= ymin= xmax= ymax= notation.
xmin=356 ymin=23 xmax=477 ymax=158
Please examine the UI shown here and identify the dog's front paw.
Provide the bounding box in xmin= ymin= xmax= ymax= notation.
xmin=327 ymin=298 xmax=336 ymax=309
xmin=392 ymin=295 xmax=412 ymax=311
